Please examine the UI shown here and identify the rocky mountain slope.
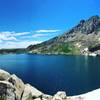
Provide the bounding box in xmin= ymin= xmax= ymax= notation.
xmin=27 ymin=15 xmax=100 ymax=55
xmin=0 ymin=69 xmax=100 ymax=100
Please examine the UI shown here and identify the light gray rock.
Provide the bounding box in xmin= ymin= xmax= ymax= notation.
xmin=8 ymin=74 xmax=25 ymax=100
xmin=52 ymin=91 xmax=67 ymax=100
xmin=34 ymin=98 xmax=41 ymax=100
xmin=42 ymin=94 xmax=52 ymax=100
xmin=0 ymin=81 xmax=16 ymax=100
xmin=22 ymin=84 xmax=43 ymax=100
xmin=0 ymin=69 xmax=10 ymax=80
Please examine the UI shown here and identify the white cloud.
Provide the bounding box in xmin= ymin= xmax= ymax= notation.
xmin=32 ymin=29 xmax=61 ymax=38
xmin=0 ymin=41 xmax=42 ymax=49
xmin=0 ymin=31 xmax=31 ymax=41
xmin=0 ymin=31 xmax=43 ymax=48
xmin=35 ymin=29 xmax=60 ymax=33
xmin=13 ymin=32 xmax=30 ymax=36
xmin=32 ymin=33 xmax=48 ymax=38
xmin=0 ymin=32 xmax=17 ymax=41
xmin=0 ymin=29 xmax=61 ymax=48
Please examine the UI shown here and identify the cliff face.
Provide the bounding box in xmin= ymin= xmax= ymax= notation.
xmin=0 ymin=69 xmax=100 ymax=100
xmin=27 ymin=15 xmax=100 ymax=55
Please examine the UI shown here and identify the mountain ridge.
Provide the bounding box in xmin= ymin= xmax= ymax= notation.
xmin=27 ymin=15 xmax=100 ymax=55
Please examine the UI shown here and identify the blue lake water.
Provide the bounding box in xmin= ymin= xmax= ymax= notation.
xmin=0 ymin=54 xmax=100 ymax=96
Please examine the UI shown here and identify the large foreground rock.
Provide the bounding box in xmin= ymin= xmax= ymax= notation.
xmin=52 ymin=91 xmax=67 ymax=100
xmin=0 ymin=81 xmax=15 ymax=100
xmin=8 ymin=74 xmax=25 ymax=100
xmin=22 ymin=84 xmax=43 ymax=100
xmin=0 ymin=69 xmax=10 ymax=80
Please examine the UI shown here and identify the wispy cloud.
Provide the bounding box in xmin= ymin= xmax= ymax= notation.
xmin=32 ymin=33 xmax=48 ymax=38
xmin=0 ymin=32 xmax=17 ymax=41
xmin=0 ymin=40 xmax=42 ymax=49
xmin=35 ymin=29 xmax=60 ymax=33
xmin=0 ymin=31 xmax=30 ymax=41
xmin=0 ymin=29 xmax=61 ymax=48
xmin=13 ymin=32 xmax=30 ymax=36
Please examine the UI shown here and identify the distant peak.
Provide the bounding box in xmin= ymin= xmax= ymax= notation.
xmin=91 ymin=15 xmax=99 ymax=18
xmin=89 ymin=15 xmax=100 ymax=21
xmin=79 ymin=19 xmax=85 ymax=25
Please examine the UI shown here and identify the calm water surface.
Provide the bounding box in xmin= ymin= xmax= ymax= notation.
xmin=0 ymin=54 xmax=100 ymax=96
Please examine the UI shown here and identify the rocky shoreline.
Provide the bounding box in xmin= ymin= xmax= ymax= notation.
xmin=0 ymin=69 xmax=100 ymax=100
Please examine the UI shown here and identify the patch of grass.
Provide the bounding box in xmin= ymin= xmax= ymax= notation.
xmin=40 ymin=43 xmax=80 ymax=54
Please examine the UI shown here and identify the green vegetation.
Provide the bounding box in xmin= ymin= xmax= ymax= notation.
xmin=53 ymin=44 xmax=72 ymax=53
xmin=39 ymin=43 xmax=80 ymax=55
xmin=0 ymin=96 xmax=6 ymax=100
xmin=55 ymin=43 xmax=80 ymax=54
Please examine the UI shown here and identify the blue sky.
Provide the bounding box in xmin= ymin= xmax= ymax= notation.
xmin=0 ymin=0 xmax=100 ymax=48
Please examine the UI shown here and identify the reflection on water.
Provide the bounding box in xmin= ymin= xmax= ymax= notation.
xmin=0 ymin=54 xmax=100 ymax=95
